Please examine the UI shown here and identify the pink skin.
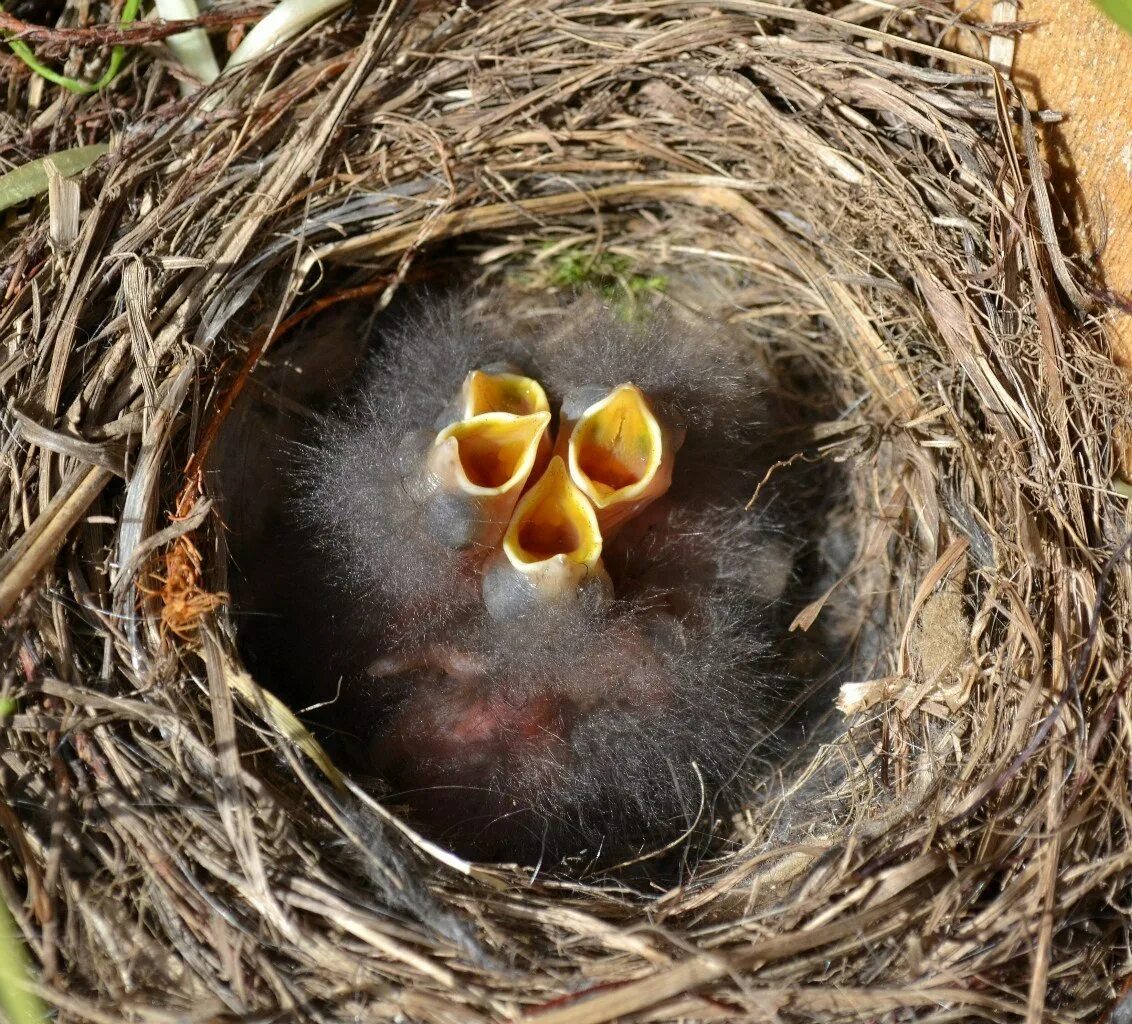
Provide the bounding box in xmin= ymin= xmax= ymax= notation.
xmin=367 ymin=676 xmax=574 ymax=852
xmin=367 ymin=649 xmax=573 ymax=783
xmin=364 ymin=626 xmax=678 ymax=855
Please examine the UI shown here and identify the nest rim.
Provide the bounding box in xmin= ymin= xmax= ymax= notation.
xmin=0 ymin=1 xmax=1128 ymax=1021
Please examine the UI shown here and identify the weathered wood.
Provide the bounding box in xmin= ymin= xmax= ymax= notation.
xmin=1010 ymin=0 xmax=1132 ymax=362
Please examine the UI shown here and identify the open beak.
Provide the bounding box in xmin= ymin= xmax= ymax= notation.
xmin=461 ymin=369 xmax=549 ymax=419
xmin=564 ymin=383 xmax=684 ymax=532
xmin=442 ymin=368 xmax=552 ymax=478
xmin=426 ymin=410 xmax=552 ymax=547
xmin=483 ymin=456 xmax=610 ymax=618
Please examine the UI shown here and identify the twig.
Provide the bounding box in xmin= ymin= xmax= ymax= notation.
xmin=0 ymin=6 xmax=267 ymax=52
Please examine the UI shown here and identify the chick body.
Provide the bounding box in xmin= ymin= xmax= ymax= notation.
xmin=246 ymin=297 xmax=807 ymax=863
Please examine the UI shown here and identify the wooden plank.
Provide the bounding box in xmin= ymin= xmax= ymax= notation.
xmin=1009 ymin=0 xmax=1132 ymax=362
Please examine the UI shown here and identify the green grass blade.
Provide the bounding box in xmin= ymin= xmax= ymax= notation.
xmin=0 ymin=0 xmax=142 ymax=93
xmin=0 ymin=884 xmax=45 ymax=1024
xmin=0 ymin=143 xmax=108 ymax=213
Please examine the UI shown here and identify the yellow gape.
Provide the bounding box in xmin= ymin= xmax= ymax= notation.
xmin=460 ymin=369 xmax=550 ymax=419
xmin=505 ymin=456 xmax=603 ymax=571
xmin=566 ymin=383 xmax=679 ymax=531
xmin=483 ymin=456 xmax=610 ymax=618
xmin=427 ymin=411 xmax=551 ymax=545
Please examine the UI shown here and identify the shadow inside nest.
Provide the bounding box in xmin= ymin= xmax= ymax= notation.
xmin=209 ymin=280 xmax=858 ymax=881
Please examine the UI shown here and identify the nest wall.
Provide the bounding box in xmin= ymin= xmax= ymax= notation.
xmin=1 ymin=1 xmax=1130 ymax=1021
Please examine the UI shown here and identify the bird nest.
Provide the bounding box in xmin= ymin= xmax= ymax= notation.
xmin=1 ymin=1 xmax=1129 ymax=1020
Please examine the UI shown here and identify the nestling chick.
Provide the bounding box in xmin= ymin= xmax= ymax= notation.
xmin=234 ymin=296 xmax=815 ymax=864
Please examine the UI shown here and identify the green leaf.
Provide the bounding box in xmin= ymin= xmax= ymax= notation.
xmin=0 ymin=143 xmax=108 ymax=213
xmin=0 ymin=896 xmax=45 ymax=1024
xmin=1093 ymin=0 xmax=1132 ymax=33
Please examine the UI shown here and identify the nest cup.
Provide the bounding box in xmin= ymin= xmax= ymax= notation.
xmin=1 ymin=1 xmax=1129 ymax=1019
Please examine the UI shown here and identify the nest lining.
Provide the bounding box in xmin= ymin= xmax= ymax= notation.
xmin=0 ymin=1 xmax=1129 ymax=1021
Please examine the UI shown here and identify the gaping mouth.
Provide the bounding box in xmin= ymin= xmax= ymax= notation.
xmin=483 ymin=456 xmax=608 ymax=618
xmin=432 ymin=410 xmax=551 ymax=494
xmin=505 ymin=456 xmax=603 ymax=569
xmin=423 ymin=410 xmax=552 ymax=547
xmin=461 ymin=369 xmax=549 ymax=419
xmin=566 ymin=383 xmax=680 ymax=529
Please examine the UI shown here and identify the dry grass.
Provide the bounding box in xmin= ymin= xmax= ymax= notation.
xmin=1 ymin=0 xmax=1130 ymax=1021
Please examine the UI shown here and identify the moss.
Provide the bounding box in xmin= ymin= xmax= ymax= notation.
xmin=537 ymin=248 xmax=667 ymax=319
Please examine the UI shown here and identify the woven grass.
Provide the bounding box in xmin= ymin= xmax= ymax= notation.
xmin=1 ymin=1 xmax=1130 ymax=1020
